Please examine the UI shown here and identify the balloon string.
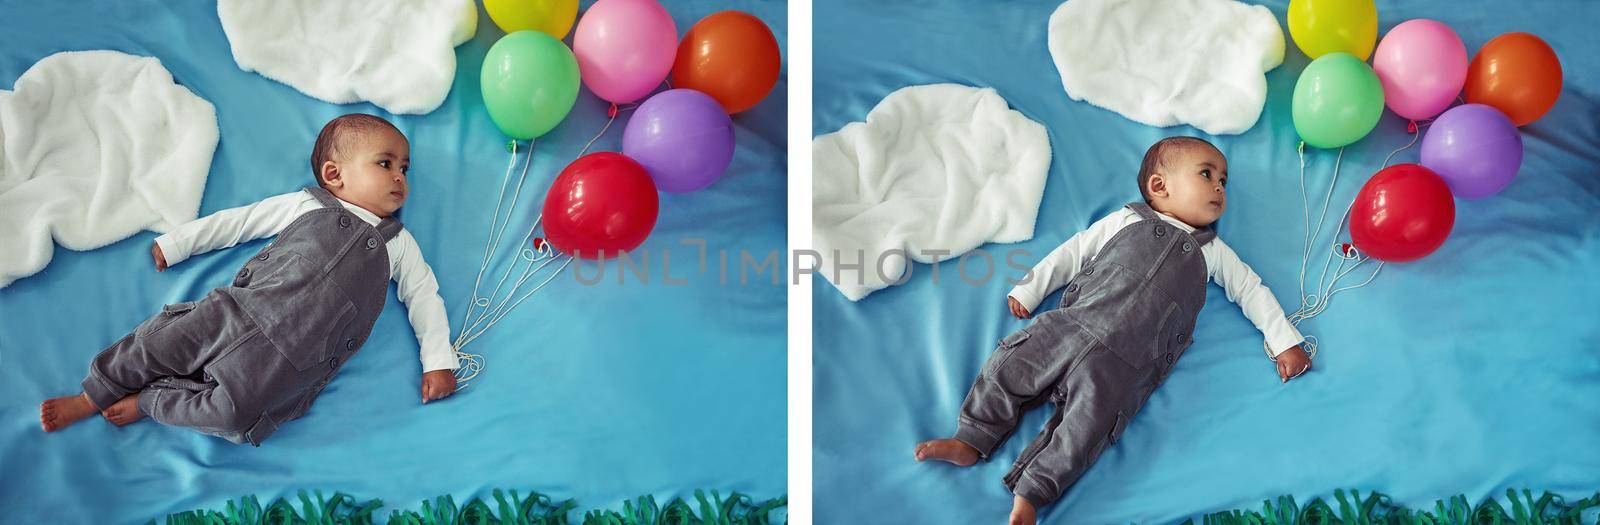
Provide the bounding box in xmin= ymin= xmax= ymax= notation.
xmin=455 ymin=140 xmax=531 ymax=349
xmin=1274 ymin=143 xmax=1385 ymax=361
xmin=450 ymin=140 xmax=569 ymax=389
xmin=1381 ymin=119 xmax=1430 ymax=169
xmin=577 ymin=77 xmax=676 ymax=159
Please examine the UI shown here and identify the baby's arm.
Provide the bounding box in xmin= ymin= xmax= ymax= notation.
xmin=388 ymin=230 xmax=458 ymax=403
xmin=1006 ymin=213 xmax=1121 ymax=318
xmin=1209 ymin=241 xmax=1312 ymax=381
xmin=152 ymin=191 xmax=306 ymax=268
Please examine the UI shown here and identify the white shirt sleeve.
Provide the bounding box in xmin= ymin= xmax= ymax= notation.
xmin=1006 ymin=211 xmax=1129 ymax=314
xmin=153 ymin=191 xmax=308 ymax=266
xmin=387 ymin=229 xmax=458 ymax=372
xmin=1207 ymin=239 xmax=1305 ymax=357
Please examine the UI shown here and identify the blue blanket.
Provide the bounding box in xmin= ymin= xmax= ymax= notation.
xmin=0 ymin=1 xmax=786 ymax=522
xmin=813 ymin=1 xmax=1599 ymax=523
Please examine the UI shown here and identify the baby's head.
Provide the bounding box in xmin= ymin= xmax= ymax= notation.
xmin=311 ymin=114 xmax=410 ymax=217
xmin=1138 ymin=136 xmax=1227 ymax=228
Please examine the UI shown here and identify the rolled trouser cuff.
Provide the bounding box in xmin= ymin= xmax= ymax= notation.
xmin=954 ymin=419 xmax=1004 ymax=459
xmin=80 ymin=373 xmax=125 ymax=411
xmin=1007 ymin=471 xmax=1060 ymax=510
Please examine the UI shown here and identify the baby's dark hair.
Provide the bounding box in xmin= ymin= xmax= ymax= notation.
xmin=310 ymin=114 xmax=404 ymax=186
xmin=1138 ymin=136 xmax=1220 ymax=203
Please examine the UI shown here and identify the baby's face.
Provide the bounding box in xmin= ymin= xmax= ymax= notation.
xmin=327 ymin=128 xmax=410 ymax=217
xmin=1154 ymin=146 xmax=1228 ymax=228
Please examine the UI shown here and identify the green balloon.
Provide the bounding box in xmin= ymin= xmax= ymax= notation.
xmin=481 ymin=31 xmax=580 ymax=140
xmin=1292 ymin=52 xmax=1385 ymax=149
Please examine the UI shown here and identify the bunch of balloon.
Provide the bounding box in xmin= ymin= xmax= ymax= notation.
xmin=1355 ymin=27 xmax=1560 ymax=267
xmin=452 ymin=3 xmax=784 ymax=385
xmin=1275 ymin=10 xmax=1562 ymax=361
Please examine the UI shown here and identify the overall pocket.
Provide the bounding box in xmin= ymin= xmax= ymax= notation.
xmin=1107 ymin=410 xmax=1129 ymax=444
xmin=981 ymin=327 xmax=1032 ymax=379
xmin=135 ymin=300 xmax=201 ymax=338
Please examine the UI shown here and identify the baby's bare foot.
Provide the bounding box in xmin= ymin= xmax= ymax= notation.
xmin=101 ymin=393 xmax=145 ymax=426
xmin=41 ymin=393 xmax=97 ymax=432
xmin=914 ymin=438 xmax=978 ymax=467
xmin=1009 ymin=496 xmax=1037 ymax=525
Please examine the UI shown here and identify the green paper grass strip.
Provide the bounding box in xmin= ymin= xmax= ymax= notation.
xmin=152 ymin=489 xmax=785 ymax=525
xmin=1184 ymin=489 xmax=1599 ymax=525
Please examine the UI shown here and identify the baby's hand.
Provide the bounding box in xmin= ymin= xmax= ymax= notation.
xmin=1275 ymin=345 xmax=1312 ymax=384
xmin=151 ymin=242 xmax=168 ymax=272
xmin=1007 ymin=296 xmax=1031 ymax=320
xmin=421 ymin=369 xmax=456 ymax=404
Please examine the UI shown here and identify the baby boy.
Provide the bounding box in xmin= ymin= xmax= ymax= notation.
xmin=40 ymin=114 xmax=458 ymax=445
xmin=915 ymin=136 xmax=1314 ymax=524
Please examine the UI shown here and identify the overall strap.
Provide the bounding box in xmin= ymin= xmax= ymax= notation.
xmin=1125 ymin=201 xmax=1218 ymax=246
xmin=303 ymin=185 xmax=343 ymax=208
xmin=376 ymin=217 xmax=404 ymax=242
xmin=1190 ymin=225 xmax=1217 ymax=246
xmin=1125 ymin=201 xmax=1160 ymax=221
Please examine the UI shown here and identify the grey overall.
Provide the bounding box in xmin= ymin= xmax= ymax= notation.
xmin=954 ymin=202 xmax=1215 ymax=507
xmin=81 ymin=186 xmax=400 ymax=446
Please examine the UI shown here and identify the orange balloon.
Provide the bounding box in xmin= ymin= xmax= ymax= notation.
xmin=671 ymin=11 xmax=781 ymax=114
xmin=1465 ymin=32 xmax=1562 ymax=126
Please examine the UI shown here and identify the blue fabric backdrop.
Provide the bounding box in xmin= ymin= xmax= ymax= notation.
xmin=0 ymin=1 xmax=787 ymax=523
xmin=813 ymin=1 xmax=1599 ymax=523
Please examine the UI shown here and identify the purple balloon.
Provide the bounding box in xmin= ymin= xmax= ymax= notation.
xmin=1419 ymin=103 xmax=1523 ymax=199
xmin=621 ymin=88 xmax=735 ymax=193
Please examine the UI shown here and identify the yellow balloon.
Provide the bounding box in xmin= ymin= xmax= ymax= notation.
xmin=484 ymin=0 xmax=578 ymax=39
xmin=1287 ymin=0 xmax=1378 ymax=60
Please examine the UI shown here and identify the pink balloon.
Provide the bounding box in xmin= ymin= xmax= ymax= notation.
xmin=573 ymin=0 xmax=679 ymax=104
xmin=1373 ymin=19 xmax=1468 ymax=121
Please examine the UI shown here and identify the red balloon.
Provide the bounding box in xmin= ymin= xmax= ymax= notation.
xmin=542 ymin=152 xmax=659 ymax=259
xmin=1349 ymin=163 xmax=1455 ymax=263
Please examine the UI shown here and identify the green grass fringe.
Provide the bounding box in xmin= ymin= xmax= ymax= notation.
xmin=150 ymin=489 xmax=786 ymax=525
xmin=1181 ymin=488 xmax=1600 ymax=525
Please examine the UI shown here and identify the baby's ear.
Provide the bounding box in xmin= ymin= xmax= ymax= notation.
xmin=319 ymin=161 xmax=342 ymax=188
xmin=1147 ymin=173 xmax=1167 ymax=198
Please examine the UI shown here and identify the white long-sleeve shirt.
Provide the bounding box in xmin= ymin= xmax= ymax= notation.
xmin=154 ymin=190 xmax=457 ymax=372
xmin=1008 ymin=208 xmax=1304 ymax=357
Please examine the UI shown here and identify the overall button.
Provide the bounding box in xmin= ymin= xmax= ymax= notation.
xmin=1066 ymin=283 xmax=1078 ymax=293
xmin=329 ymin=356 xmax=341 ymax=368
xmin=344 ymin=338 xmax=356 ymax=350
xmin=257 ymin=253 xmax=269 ymax=261
xmin=1182 ymin=242 xmax=1193 ymax=252
xmin=1082 ymin=267 xmax=1093 ymax=276
xmin=338 ymin=216 xmax=352 ymax=228
xmin=237 ymin=268 xmax=250 ymax=279
xmin=1165 ymin=352 xmax=1174 ymax=365
xmin=1176 ymin=333 xmax=1187 ymax=343
xmin=366 ymin=237 xmax=378 ymax=249
xmin=1154 ymin=225 xmax=1166 ymax=237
